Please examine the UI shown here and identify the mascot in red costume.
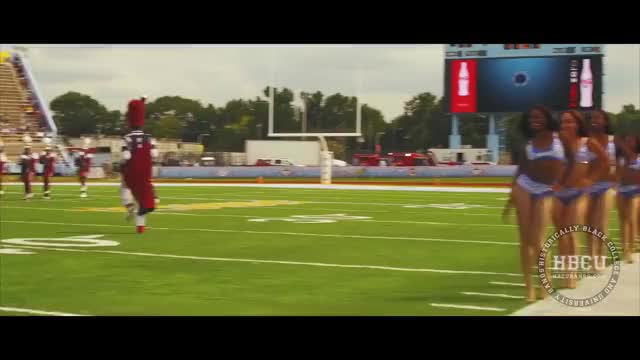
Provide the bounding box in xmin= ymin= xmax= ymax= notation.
xmin=122 ymin=96 xmax=158 ymax=233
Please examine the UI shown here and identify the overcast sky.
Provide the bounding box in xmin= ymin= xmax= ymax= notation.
xmin=18 ymin=44 xmax=640 ymax=121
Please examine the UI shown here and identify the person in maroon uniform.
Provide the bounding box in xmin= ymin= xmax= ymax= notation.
xmin=40 ymin=137 xmax=57 ymax=199
xmin=75 ymin=138 xmax=93 ymax=198
xmin=122 ymin=96 xmax=157 ymax=233
xmin=0 ymin=140 xmax=7 ymax=197
xmin=19 ymin=135 xmax=38 ymax=200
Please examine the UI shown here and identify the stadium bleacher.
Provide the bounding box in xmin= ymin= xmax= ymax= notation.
xmin=0 ymin=54 xmax=47 ymax=160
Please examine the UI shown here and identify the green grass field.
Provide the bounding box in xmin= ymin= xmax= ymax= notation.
xmin=0 ymin=183 xmax=623 ymax=316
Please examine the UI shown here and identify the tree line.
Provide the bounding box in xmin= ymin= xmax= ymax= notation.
xmin=49 ymin=89 xmax=640 ymax=161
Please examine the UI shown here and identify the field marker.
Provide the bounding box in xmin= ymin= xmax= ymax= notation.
xmin=0 ymin=244 xmax=522 ymax=277
xmin=1 ymin=206 xmax=621 ymax=232
xmin=0 ymin=248 xmax=35 ymax=254
xmin=0 ymin=306 xmax=88 ymax=316
xmin=489 ymin=281 xmax=526 ymax=287
xmin=430 ymin=303 xmax=506 ymax=312
xmin=1 ymin=220 xmax=520 ymax=246
xmin=1 ymin=235 xmax=119 ymax=248
xmin=461 ymin=292 xmax=525 ymax=299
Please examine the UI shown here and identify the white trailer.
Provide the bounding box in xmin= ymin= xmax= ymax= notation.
xmin=245 ymin=140 xmax=321 ymax=166
xmin=427 ymin=146 xmax=496 ymax=165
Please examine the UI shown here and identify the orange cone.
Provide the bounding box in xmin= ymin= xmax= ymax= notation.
xmin=257 ymin=176 xmax=264 ymax=184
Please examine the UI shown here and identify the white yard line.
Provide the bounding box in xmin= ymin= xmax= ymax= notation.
xmin=430 ymin=303 xmax=506 ymax=312
xmin=0 ymin=244 xmax=522 ymax=277
xmin=0 ymin=306 xmax=88 ymax=316
xmin=358 ymin=219 xmax=515 ymax=227
xmin=489 ymin=281 xmax=526 ymax=287
xmin=0 ymin=206 xmax=621 ymax=232
xmin=0 ymin=220 xmax=520 ymax=246
xmin=0 ymin=200 xmax=516 ymax=217
xmin=462 ymin=292 xmax=525 ymax=299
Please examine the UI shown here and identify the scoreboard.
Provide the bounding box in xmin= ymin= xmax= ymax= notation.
xmin=445 ymin=44 xmax=604 ymax=59
xmin=443 ymin=44 xmax=605 ymax=113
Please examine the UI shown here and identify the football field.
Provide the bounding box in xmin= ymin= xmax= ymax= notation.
xmin=0 ymin=183 xmax=625 ymax=316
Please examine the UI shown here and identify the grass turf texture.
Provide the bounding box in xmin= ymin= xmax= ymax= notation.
xmin=0 ymin=184 xmax=622 ymax=316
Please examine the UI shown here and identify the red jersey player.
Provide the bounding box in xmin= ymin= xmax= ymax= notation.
xmin=122 ymin=96 xmax=157 ymax=233
xmin=19 ymin=135 xmax=38 ymax=200
xmin=40 ymin=137 xmax=57 ymax=199
xmin=75 ymin=138 xmax=93 ymax=198
xmin=0 ymin=140 xmax=6 ymax=197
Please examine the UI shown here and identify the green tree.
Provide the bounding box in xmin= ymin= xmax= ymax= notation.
xmin=99 ymin=110 xmax=124 ymax=135
xmin=250 ymin=97 xmax=269 ymax=140
xmin=151 ymin=114 xmax=182 ymax=139
xmin=50 ymin=92 xmax=110 ymax=137
xmin=301 ymin=91 xmax=325 ymax=132
xmin=145 ymin=96 xmax=204 ymax=118
xmin=260 ymin=87 xmax=298 ymax=134
xmin=614 ymin=104 xmax=640 ymax=135
xmin=386 ymin=92 xmax=443 ymax=152
xmin=145 ymin=96 xmax=206 ymax=141
xmin=359 ymin=104 xmax=387 ymax=149
xmin=321 ymin=93 xmax=358 ymax=132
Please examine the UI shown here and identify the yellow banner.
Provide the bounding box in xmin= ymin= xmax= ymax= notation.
xmin=81 ymin=199 xmax=304 ymax=212
xmin=0 ymin=52 xmax=11 ymax=63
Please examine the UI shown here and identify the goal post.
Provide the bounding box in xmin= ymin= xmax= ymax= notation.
xmin=267 ymin=86 xmax=362 ymax=185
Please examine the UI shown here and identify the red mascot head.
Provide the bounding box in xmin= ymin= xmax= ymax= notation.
xmin=127 ymin=98 xmax=146 ymax=129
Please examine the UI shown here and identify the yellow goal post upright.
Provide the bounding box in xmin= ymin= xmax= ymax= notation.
xmin=266 ymin=86 xmax=362 ymax=184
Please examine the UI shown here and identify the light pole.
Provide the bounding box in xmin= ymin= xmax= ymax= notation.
xmin=300 ymin=92 xmax=308 ymax=140
xmin=256 ymin=122 xmax=263 ymax=140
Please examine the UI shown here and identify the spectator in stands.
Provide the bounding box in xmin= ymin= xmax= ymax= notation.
xmin=38 ymin=113 xmax=46 ymax=130
xmin=13 ymin=57 xmax=24 ymax=71
xmin=16 ymin=65 xmax=25 ymax=78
